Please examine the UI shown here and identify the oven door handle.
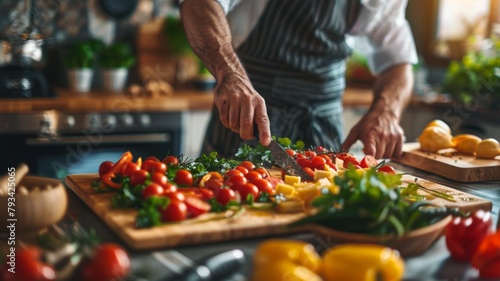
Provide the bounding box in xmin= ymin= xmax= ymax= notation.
xmin=25 ymin=133 xmax=172 ymax=146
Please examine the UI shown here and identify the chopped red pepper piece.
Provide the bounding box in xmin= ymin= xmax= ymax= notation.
xmin=101 ymin=151 xmax=133 ymax=189
xmin=444 ymin=209 xmax=493 ymax=261
xmin=471 ymin=231 xmax=500 ymax=279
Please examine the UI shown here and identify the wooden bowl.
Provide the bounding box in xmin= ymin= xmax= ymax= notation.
xmin=309 ymin=216 xmax=452 ymax=257
xmin=0 ymin=176 xmax=68 ymax=234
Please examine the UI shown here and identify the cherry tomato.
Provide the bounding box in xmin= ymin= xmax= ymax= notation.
xmin=145 ymin=156 xmax=160 ymax=162
xmin=184 ymin=196 xmax=211 ymax=217
xmin=303 ymin=167 xmax=315 ymax=179
xmin=285 ymin=149 xmax=296 ymax=157
xmin=319 ymin=154 xmax=333 ymax=163
xmin=216 ymin=188 xmax=236 ymax=206
xmin=142 ymin=182 xmax=164 ymax=199
xmin=120 ymin=162 xmax=141 ymax=177
xmin=129 ymin=169 xmax=149 ymax=186
xmin=198 ymin=187 xmax=215 ymax=200
xmin=254 ymin=167 xmax=270 ymax=179
xmin=161 ymin=200 xmax=188 ymax=222
xmin=1 ymin=247 xmax=56 ymax=281
xmin=237 ymin=183 xmax=260 ymax=202
xmin=151 ymin=172 xmax=168 ymax=186
xmin=163 ymin=182 xmax=178 ymax=194
xmin=174 ymin=169 xmax=194 ymax=186
xmin=295 ymin=153 xmax=307 ymax=160
xmin=342 ymin=156 xmax=361 ymax=169
xmin=142 ymin=160 xmax=167 ymax=174
xmin=311 ymin=156 xmax=327 ymax=170
xmin=240 ymin=160 xmax=256 ymax=171
xmin=165 ymin=191 xmax=186 ymax=202
xmin=204 ymin=179 xmax=224 ymax=197
xmin=296 ymin=158 xmax=313 ymax=169
xmin=224 ymin=169 xmax=244 ymax=179
xmin=251 ymin=178 xmax=274 ymax=195
xmin=360 ymin=155 xmax=379 ymax=168
xmin=245 ymin=171 xmax=263 ymax=182
xmin=378 ymin=165 xmax=396 ymax=175
xmin=162 ymin=155 xmax=180 ymax=166
xmin=225 ymin=174 xmax=247 ymax=191
xmin=81 ymin=243 xmax=131 ymax=281
xmin=235 ymin=165 xmax=249 ymax=175
xmin=304 ymin=150 xmax=317 ymax=158
xmin=98 ymin=161 xmax=114 ymax=177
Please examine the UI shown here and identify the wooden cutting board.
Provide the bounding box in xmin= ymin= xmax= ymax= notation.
xmin=393 ymin=142 xmax=500 ymax=182
xmin=65 ymin=173 xmax=492 ymax=250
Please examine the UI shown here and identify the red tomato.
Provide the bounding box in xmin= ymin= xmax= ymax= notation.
xmin=240 ymin=160 xmax=256 ymax=171
xmin=174 ymin=169 xmax=194 ymax=186
xmin=311 ymin=156 xmax=327 ymax=170
xmin=235 ymin=166 xmax=249 ymax=175
xmin=98 ymin=161 xmax=114 ymax=177
xmin=319 ymin=154 xmax=332 ymax=163
xmin=204 ymin=179 xmax=224 ymax=197
xmin=296 ymin=158 xmax=313 ymax=169
xmin=129 ymin=169 xmax=149 ymax=186
xmin=445 ymin=209 xmax=493 ymax=262
xmin=162 ymin=182 xmax=178 ymax=194
xmin=120 ymin=162 xmax=141 ymax=177
xmin=225 ymin=174 xmax=247 ymax=191
xmin=224 ymin=169 xmax=244 ymax=179
xmin=471 ymin=231 xmax=500 ymax=279
xmin=251 ymin=178 xmax=274 ymax=195
xmin=196 ymin=187 xmax=214 ymax=200
xmin=360 ymin=155 xmax=379 ymax=168
xmin=216 ymin=188 xmax=236 ymax=206
xmin=184 ymin=196 xmax=211 ymax=217
xmin=378 ymin=165 xmax=396 ymax=175
xmin=162 ymin=155 xmax=179 ymax=166
xmin=254 ymin=168 xmax=270 ymax=179
xmin=142 ymin=160 xmax=167 ymax=174
xmin=151 ymin=172 xmax=168 ymax=186
xmin=161 ymin=200 xmax=188 ymax=222
xmin=237 ymin=183 xmax=259 ymax=202
xmin=81 ymin=243 xmax=131 ymax=281
xmin=304 ymin=150 xmax=317 ymax=158
xmin=342 ymin=156 xmax=361 ymax=169
xmin=285 ymin=149 xmax=296 ymax=157
xmin=142 ymin=183 xmax=164 ymax=199
xmin=165 ymin=191 xmax=186 ymax=202
xmin=145 ymin=156 xmax=160 ymax=162
xmin=295 ymin=153 xmax=306 ymax=160
xmin=1 ymin=247 xmax=56 ymax=281
xmin=335 ymin=152 xmax=352 ymax=161
xmin=327 ymin=162 xmax=338 ymax=171
xmin=245 ymin=171 xmax=263 ymax=182
xmin=302 ymin=167 xmax=315 ymax=179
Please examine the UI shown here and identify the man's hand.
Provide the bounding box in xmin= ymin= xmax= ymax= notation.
xmin=214 ymin=73 xmax=272 ymax=146
xmin=342 ymin=110 xmax=405 ymax=159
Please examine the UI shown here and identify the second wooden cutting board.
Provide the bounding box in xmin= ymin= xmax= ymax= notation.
xmin=393 ymin=142 xmax=500 ymax=182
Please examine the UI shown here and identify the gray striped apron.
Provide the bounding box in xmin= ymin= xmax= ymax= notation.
xmin=201 ymin=0 xmax=360 ymax=158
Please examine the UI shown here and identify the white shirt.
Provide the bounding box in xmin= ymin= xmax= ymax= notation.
xmin=180 ymin=0 xmax=418 ymax=75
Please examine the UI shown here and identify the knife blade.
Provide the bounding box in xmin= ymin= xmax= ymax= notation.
xmin=267 ymin=140 xmax=314 ymax=181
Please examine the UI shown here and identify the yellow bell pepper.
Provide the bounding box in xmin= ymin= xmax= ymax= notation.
xmin=322 ymin=244 xmax=405 ymax=281
xmin=251 ymin=239 xmax=323 ymax=281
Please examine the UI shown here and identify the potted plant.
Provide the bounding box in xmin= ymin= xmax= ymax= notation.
xmin=65 ymin=41 xmax=95 ymax=92
xmin=99 ymin=42 xmax=136 ymax=92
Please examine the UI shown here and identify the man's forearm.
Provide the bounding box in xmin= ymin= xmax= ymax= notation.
xmin=180 ymin=0 xmax=246 ymax=81
xmin=370 ymin=64 xmax=414 ymax=120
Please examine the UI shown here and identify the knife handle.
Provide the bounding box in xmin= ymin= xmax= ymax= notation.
xmin=175 ymin=249 xmax=246 ymax=281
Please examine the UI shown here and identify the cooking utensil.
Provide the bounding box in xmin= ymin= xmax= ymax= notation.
xmin=170 ymin=249 xmax=246 ymax=281
xmin=267 ymin=140 xmax=314 ymax=181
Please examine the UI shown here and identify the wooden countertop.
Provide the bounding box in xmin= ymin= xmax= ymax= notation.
xmin=0 ymin=86 xmax=374 ymax=114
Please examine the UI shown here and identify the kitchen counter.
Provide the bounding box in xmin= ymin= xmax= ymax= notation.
xmin=0 ymin=86 xmax=374 ymax=114
xmin=62 ymin=161 xmax=499 ymax=281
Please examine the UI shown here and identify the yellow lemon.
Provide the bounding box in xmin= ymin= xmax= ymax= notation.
xmin=476 ymin=138 xmax=500 ymax=159
xmin=418 ymin=126 xmax=454 ymax=152
xmin=425 ymin=119 xmax=452 ymax=134
xmin=452 ymin=134 xmax=482 ymax=155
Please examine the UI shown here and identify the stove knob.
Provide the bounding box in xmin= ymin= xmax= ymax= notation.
xmin=121 ymin=114 xmax=134 ymax=127
xmin=139 ymin=114 xmax=151 ymax=127
xmin=66 ymin=116 xmax=75 ymax=128
xmin=102 ymin=114 xmax=117 ymax=130
xmin=87 ymin=113 xmax=101 ymax=130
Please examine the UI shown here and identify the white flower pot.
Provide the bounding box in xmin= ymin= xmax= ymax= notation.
xmin=102 ymin=68 xmax=128 ymax=92
xmin=68 ymin=68 xmax=94 ymax=93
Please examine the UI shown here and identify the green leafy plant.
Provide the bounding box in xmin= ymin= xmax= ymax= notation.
xmin=65 ymin=41 xmax=95 ymax=69
xmin=163 ymin=15 xmax=192 ymax=55
xmin=99 ymin=42 xmax=136 ymax=69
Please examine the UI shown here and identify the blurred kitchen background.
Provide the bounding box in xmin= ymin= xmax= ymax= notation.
xmin=0 ymin=0 xmax=499 ymax=178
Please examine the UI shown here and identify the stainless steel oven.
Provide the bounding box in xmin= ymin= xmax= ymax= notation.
xmin=0 ymin=110 xmax=183 ymax=179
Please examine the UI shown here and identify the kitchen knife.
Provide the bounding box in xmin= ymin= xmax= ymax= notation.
xmin=172 ymin=249 xmax=246 ymax=281
xmin=267 ymin=139 xmax=314 ymax=181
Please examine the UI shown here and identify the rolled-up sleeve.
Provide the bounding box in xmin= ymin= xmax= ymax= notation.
xmin=349 ymin=0 xmax=418 ymax=75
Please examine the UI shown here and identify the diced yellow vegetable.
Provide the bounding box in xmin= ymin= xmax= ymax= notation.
xmin=314 ymin=169 xmax=333 ymax=182
xmin=284 ymin=175 xmax=301 ymax=185
xmin=275 ymin=183 xmax=296 ymax=196
xmin=276 ymin=200 xmax=305 ymax=213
